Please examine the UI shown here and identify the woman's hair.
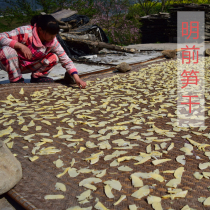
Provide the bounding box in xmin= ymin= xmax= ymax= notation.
xmin=31 ymin=15 xmax=60 ymax=35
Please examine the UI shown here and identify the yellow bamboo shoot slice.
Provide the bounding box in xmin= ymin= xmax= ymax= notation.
xmin=198 ymin=197 xmax=206 ymax=202
xmin=162 ymin=170 xmax=175 ymax=173
xmin=134 ymin=156 xmax=151 ymax=165
xmin=41 ymin=138 xmax=53 ymax=143
xmin=78 ymin=168 xmax=92 ymax=173
xmin=110 ymin=159 xmax=119 ymax=167
xmin=27 ymin=120 xmax=35 ymax=127
xmin=146 ymin=144 xmax=152 ymax=153
xmin=176 ymin=155 xmax=186 ymax=165
xmin=68 ymin=168 xmax=80 ymax=177
xmin=155 ymin=144 xmax=160 ymax=150
xmin=41 ymin=120 xmax=51 ymax=125
xmin=71 ymin=158 xmax=75 ymax=167
xmin=44 ymin=195 xmax=64 ymax=199
xmin=160 ymin=142 xmax=167 ymax=149
xmin=104 ymin=180 xmax=122 ymax=191
xmin=78 ymin=147 xmax=86 ymax=153
xmin=36 ymin=126 xmax=42 ymax=131
xmin=152 ymin=159 xmax=171 ymax=165
xmin=147 ymin=195 xmax=161 ymax=204
xmin=129 ymin=204 xmax=137 ymax=210
xmin=104 ymin=184 xmax=114 ymax=198
xmin=181 ymin=205 xmax=191 ymax=210
xmin=131 ymin=185 xmax=150 ymax=199
xmin=203 ymin=172 xmax=210 ymax=178
xmin=56 ymin=167 xmax=70 ymax=178
xmin=19 ymin=88 xmax=24 ymax=94
xmin=172 ymin=190 xmax=188 ymax=199
xmin=29 ymin=156 xmax=39 ymax=162
xmin=130 ymin=175 xmax=143 ymax=187
xmin=76 ymin=190 xmax=91 ymax=201
xmin=114 ymin=195 xmax=126 ymax=205
xmin=6 ymin=141 xmax=14 ymax=149
xmin=150 ymin=173 xmax=164 ymax=182
xmin=54 ymin=159 xmax=64 ymax=168
xmin=98 ymin=141 xmax=112 ymax=149
xmin=21 ymin=125 xmax=28 ymax=131
xmin=83 ymin=183 xmax=97 ymax=191
xmin=79 ymin=178 xmax=102 ymax=186
xmin=96 ymin=169 xmax=106 ymax=178
xmin=86 ymin=141 xmax=97 ymax=148
xmin=174 ymin=167 xmax=184 ymax=179
xmin=167 ymin=143 xmax=174 ymax=151
xmin=204 ymin=197 xmax=210 ymax=206
xmin=193 ymin=172 xmax=203 ymax=179
xmin=94 ymin=201 xmax=109 ymax=210
xmin=166 ymin=178 xmax=181 ymax=188
xmin=152 ymin=202 xmax=163 ymax=210
xmin=199 ymin=162 xmax=210 ymax=170
xmin=118 ymin=165 xmax=133 ymax=171
xmin=55 ymin=182 xmax=66 ymax=192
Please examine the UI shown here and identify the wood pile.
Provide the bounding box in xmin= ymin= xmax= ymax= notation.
xmin=140 ymin=4 xmax=210 ymax=43
xmin=140 ymin=13 xmax=170 ymax=43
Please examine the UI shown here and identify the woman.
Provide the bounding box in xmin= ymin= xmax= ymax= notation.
xmin=0 ymin=15 xmax=86 ymax=88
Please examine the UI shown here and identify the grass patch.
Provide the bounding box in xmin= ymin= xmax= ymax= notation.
xmin=0 ymin=17 xmax=29 ymax=33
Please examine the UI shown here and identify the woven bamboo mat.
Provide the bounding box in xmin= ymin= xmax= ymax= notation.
xmin=1 ymin=59 xmax=210 ymax=210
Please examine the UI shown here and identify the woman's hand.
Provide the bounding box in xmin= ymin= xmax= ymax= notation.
xmin=73 ymin=74 xmax=87 ymax=89
xmin=14 ymin=42 xmax=32 ymax=60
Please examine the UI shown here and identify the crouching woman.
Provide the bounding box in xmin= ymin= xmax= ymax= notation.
xmin=0 ymin=15 xmax=86 ymax=88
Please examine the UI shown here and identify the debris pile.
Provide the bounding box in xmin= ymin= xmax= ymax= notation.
xmin=49 ymin=9 xmax=137 ymax=59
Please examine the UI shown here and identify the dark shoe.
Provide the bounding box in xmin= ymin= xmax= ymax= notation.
xmin=10 ymin=78 xmax=25 ymax=83
xmin=64 ymin=72 xmax=76 ymax=84
xmin=30 ymin=76 xmax=54 ymax=83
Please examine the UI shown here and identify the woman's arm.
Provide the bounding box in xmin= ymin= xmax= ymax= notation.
xmin=0 ymin=25 xmax=32 ymax=48
xmin=51 ymin=37 xmax=86 ymax=88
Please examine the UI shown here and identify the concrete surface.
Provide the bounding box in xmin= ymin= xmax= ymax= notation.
xmin=0 ymin=51 xmax=162 ymax=84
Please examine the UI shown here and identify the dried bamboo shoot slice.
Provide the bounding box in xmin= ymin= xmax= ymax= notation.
xmin=94 ymin=201 xmax=109 ymax=210
xmin=19 ymin=88 xmax=24 ymax=94
xmin=129 ymin=204 xmax=137 ymax=210
xmin=193 ymin=172 xmax=203 ymax=180
xmin=104 ymin=184 xmax=114 ymax=198
xmin=83 ymin=183 xmax=97 ymax=191
xmin=68 ymin=168 xmax=80 ymax=177
xmin=166 ymin=178 xmax=181 ymax=188
xmin=44 ymin=195 xmax=64 ymax=199
xmin=147 ymin=195 xmax=161 ymax=204
xmin=152 ymin=202 xmax=163 ymax=210
xmin=174 ymin=167 xmax=184 ymax=179
xmin=113 ymin=195 xmax=126 ymax=205
xmin=130 ymin=175 xmax=143 ymax=187
xmin=152 ymin=159 xmax=171 ymax=165
xmin=118 ymin=165 xmax=133 ymax=171
xmin=150 ymin=173 xmax=164 ymax=182
xmin=131 ymin=185 xmax=150 ymax=199
xmin=204 ymin=197 xmax=210 ymax=206
xmin=55 ymin=182 xmax=66 ymax=192
xmin=104 ymin=180 xmax=122 ymax=191
xmin=76 ymin=190 xmax=91 ymax=201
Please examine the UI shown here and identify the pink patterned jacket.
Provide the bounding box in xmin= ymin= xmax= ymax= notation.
xmin=0 ymin=24 xmax=78 ymax=75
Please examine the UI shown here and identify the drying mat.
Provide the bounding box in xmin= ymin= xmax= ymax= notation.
xmin=1 ymin=58 xmax=210 ymax=210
